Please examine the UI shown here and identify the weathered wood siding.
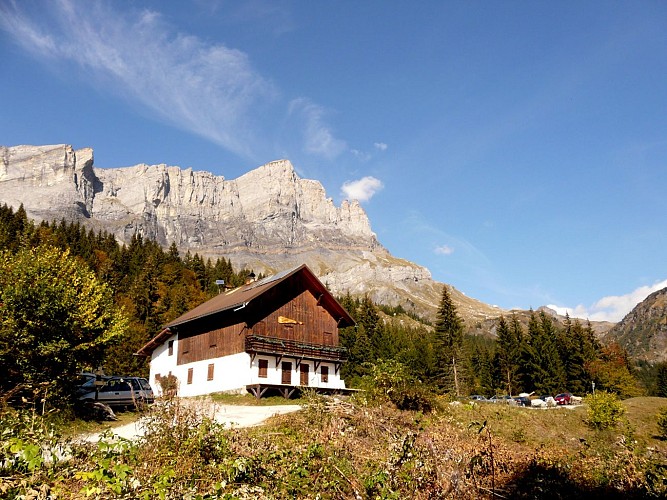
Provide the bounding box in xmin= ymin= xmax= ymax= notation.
xmin=247 ymin=279 xmax=340 ymax=346
xmin=177 ymin=316 xmax=246 ymax=366
xmin=176 ymin=273 xmax=343 ymax=365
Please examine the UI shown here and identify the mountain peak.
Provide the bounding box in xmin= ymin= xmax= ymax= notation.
xmin=1 ymin=144 xmax=483 ymax=320
xmin=604 ymin=287 xmax=667 ymax=362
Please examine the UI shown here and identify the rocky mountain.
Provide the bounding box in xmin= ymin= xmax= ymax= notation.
xmin=0 ymin=144 xmax=502 ymax=324
xmin=602 ymin=287 xmax=667 ymax=362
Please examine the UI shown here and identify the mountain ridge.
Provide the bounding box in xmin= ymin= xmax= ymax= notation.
xmin=0 ymin=143 xmax=503 ymax=324
xmin=603 ymin=287 xmax=667 ymax=362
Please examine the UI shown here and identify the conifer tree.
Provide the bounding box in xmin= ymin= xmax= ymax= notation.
xmin=357 ymin=295 xmax=385 ymax=359
xmin=496 ymin=315 xmax=521 ymax=396
xmin=656 ymin=362 xmax=667 ymax=398
xmin=519 ymin=310 xmax=566 ymax=394
xmin=560 ymin=316 xmax=593 ymax=394
xmin=434 ymin=285 xmax=464 ymax=395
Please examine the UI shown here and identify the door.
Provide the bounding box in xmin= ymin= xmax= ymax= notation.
xmin=281 ymin=362 xmax=292 ymax=385
xmin=300 ymin=364 xmax=309 ymax=386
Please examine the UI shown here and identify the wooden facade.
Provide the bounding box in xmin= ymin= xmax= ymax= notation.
xmin=174 ymin=272 xmax=345 ymax=366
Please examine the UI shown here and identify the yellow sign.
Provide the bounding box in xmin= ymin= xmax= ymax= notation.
xmin=278 ymin=315 xmax=303 ymax=325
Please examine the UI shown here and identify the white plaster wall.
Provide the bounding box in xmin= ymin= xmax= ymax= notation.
xmin=149 ymin=335 xmax=347 ymax=397
xmin=177 ymin=352 xmax=252 ymax=397
xmin=249 ymin=357 xmax=346 ymax=389
xmin=149 ymin=333 xmax=178 ymax=396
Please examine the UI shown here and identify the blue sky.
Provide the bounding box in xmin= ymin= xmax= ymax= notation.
xmin=1 ymin=0 xmax=666 ymax=322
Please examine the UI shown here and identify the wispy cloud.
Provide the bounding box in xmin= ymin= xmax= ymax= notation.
xmin=289 ymin=98 xmax=347 ymax=160
xmin=434 ymin=245 xmax=454 ymax=256
xmin=547 ymin=278 xmax=667 ymax=322
xmin=340 ymin=176 xmax=383 ymax=203
xmin=0 ymin=1 xmax=341 ymax=162
xmin=350 ymin=149 xmax=371 ymax=161
xmin=349 ymin=142 xmax=387 ymax=162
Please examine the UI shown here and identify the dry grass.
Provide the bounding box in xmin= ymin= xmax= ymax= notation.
xmin=3 ymin=395 xmax=667 ymax=499
xmin=623 ymin=396 xmax=667 ymax=451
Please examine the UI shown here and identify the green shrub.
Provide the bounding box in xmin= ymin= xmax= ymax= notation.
xmin=359 ymin=359 xmax=439 ymax=412
xmin=657 ymin=408 xmax=667 ymax=439
xmin=583 ymin=390 xmax=625 ymax=430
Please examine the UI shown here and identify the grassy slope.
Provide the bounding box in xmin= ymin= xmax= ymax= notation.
xmin=624 ymin=396 xmax=667 ymax=449
xmin=454 ymin=397 xmax=667 ymax=452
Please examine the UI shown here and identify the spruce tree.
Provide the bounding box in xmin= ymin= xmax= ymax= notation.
xmin=357 ymin=295 xmax=385 ymax=359
xmin=434 ymin=285 xmax=464 ymax=395
xmin=656 ymin=362 xmax=667 ymax=398
xmin=518 ymin=310 xmax=566 ymax=394
xmin=496 ymin=315 xmax=521 ymax=396
xmin=561 ymin=317 xmax=589 ymax=394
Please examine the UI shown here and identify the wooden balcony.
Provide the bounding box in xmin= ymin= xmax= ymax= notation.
xmin=245 ymin=334 xmax=348 ymax=362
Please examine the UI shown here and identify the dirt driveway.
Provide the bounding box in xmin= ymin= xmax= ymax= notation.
xmin=84 ymin=399 xmax=301 ymax=442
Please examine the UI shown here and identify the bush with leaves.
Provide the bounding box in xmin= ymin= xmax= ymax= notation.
xmin=359 ymin=359 xmax=439 ymax=412
xmin=0 ymin=245 xmax=128 ymax=407
xmin=657 ymin=408 xmax=667 ymax=440
xmin=583 ymin=390 xmax=626 ymax=430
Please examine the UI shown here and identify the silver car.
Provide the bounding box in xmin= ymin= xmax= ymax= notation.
xmin=78 ymin=376 xmax=154 ymax=407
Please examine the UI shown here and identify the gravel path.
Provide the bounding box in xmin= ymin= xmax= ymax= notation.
xmin=83 ymin=399 xmax=302 ymax=442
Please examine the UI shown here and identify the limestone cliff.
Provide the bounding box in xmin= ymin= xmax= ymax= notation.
xmin=0 ymin=144 xmax=502 ymax=322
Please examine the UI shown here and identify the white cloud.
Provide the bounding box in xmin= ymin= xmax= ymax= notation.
xmin=547 ymin=278 xmax=667 ymax=323
xmin=0 ymin=1 xmax=343 ymax=162
xmin=374 ymin=142 xmax=388 ymax=151
xmin=340 ymin=176 xmax=383 ymax=203
xmin=350 ymin=149 xmax=371 ymax=161
xmin=0 ymin=1 xmax=277 ymax=160
xmin=434 ymin=245 xmax=454 ymax=256
xmin=289 ymin=98 xmax=347 ymax=160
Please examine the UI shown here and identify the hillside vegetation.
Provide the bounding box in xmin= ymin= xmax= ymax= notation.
xmin=2 ymin=386 xmax=666 ymax=498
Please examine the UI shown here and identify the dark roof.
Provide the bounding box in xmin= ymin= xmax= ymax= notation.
xmin=136 ymin=264 xmax=354 ymax=357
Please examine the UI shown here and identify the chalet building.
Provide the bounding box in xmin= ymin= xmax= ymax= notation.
xmin=136 ymin=264 xmax=355 ymax=398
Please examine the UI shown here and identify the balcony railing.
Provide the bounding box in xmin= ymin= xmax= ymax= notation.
xmin=245 ymin=334 xmax=348 ymax=362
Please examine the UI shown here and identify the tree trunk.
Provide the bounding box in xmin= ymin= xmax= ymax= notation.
xmin=453 ymin=356 xmax=460 ymax=397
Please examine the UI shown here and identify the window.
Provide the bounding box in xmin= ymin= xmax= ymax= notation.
xmin=258 ymin=359 xmax=268 ymax=378
xmin=207 ymin=363 xmax=214 ymax=381
xmin=321 ymin=366 xmax=329 ymax=383
xmin=187 ymin=367 xmax=193 ymax=385
xmin=168 ymin=340 xmax=174 ymax=356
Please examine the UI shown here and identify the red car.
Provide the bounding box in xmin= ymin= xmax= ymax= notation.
xmin=554 ymin=392 xmax=572 ymax=405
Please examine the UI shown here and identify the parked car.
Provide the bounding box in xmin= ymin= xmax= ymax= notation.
xmin=489 ymin=395 xmax=513 ymax=404
xmin=78 ymin=376 xmax=154 ymax=408
xmin=554 ymin=392 xmax=572 ymax=405
xmin=513 ymin=396 xmax=531 ymax=407
xmin=469 ymin=395 xmax=487 ymax=402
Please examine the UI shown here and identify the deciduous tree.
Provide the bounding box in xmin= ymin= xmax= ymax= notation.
xmin=0 ymin=245 xmax=128 ymax=406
